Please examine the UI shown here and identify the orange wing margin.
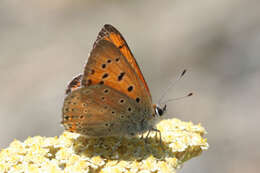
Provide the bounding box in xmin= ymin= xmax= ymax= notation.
xmin=93 ymin=24 xmax=151 ymax=99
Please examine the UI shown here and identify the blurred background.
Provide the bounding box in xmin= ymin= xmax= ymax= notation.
xmin=1 ymin=0 xmax=260 ymax=172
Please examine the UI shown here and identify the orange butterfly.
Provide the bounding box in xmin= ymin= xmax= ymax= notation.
xmin=62 ymin=24 xmax=166 ymax=139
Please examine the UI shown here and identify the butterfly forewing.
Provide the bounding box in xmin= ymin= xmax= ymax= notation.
xmin=82 ymin=39 xmax=152 ymax=109
xmin=93 ymin=24 xmax=151 ymax=100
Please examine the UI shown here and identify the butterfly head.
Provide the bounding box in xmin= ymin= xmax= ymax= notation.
xmin=154 ymin=104 xmax=167 ymax=118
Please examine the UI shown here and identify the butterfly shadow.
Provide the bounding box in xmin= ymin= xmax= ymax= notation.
xmin=71 ymin=135 xmax=175 ymax=161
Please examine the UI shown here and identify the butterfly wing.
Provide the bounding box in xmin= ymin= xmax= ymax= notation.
xmin=65 ymin=74 xmax=82 ymax=94
xmin=62 ymin=24 xmax=156 ymax=137
xmin=90 ymin=24 xmax=151 ymax=99
xmin=82 ymin=39 xmax=152 ymax=109
xmin=62 ymin=85 xmax=153 ymax=136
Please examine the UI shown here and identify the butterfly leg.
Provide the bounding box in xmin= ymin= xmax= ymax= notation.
xmin=151 ymin=128 xmax=161 ymax=144
xmin=144 ymin=130 xmax=151 ymax=143
xmin=140 ymin=133 xmax=144 ymax=139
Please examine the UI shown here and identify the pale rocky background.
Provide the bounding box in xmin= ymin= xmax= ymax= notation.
xmin=0 ymin=0 xmax=260 ymax=173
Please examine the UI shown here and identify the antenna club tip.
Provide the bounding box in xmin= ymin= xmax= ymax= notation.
xmin=188 ymin=92 xmax=193 ymax=96
xmin=181 ymin=69 xmax=187 ymax=76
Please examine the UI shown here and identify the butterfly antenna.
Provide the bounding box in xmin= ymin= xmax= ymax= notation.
xmin=158 ymin=69 xmax=187 ymax=105
xmin=161 ymin=92 xmax=193 ymax=105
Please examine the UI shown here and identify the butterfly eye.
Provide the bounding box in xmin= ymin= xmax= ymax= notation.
xmin=155 ymin=105 xmax=166 ymax=117
xmin=157 ymin=108 xmax=163 ymax=116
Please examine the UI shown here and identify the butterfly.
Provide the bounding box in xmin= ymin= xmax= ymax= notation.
xmin=62 ymin=24 xmax=167 ymax=140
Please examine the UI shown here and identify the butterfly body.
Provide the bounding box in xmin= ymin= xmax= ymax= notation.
xmin=62 ymin=24 xmax=165 ymax=138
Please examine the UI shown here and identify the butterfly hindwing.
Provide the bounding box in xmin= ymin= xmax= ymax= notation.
xmin=62 ymin=85 xmax=153 ymax=136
